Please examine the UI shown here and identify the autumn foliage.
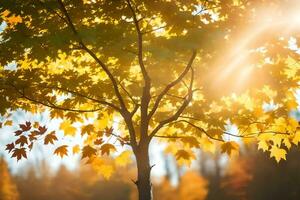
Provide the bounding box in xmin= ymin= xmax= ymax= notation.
xmin=1 ymin=0 xmax=300 ymax=199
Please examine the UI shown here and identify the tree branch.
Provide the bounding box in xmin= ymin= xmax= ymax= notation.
xmin=126 ymin=0 xmax=152 ymax=141
xmin=41 ymin=85 xmax=121 ymax=112
xmin=149 ymin=66 xmax=195 ymax=138
xmin=148 ymin=50 xmax=197 ymax=120
xmin=10 ymin=84 xmax=101 ymax=113
xmin=55 ymin=0 xmax=128 ymax=113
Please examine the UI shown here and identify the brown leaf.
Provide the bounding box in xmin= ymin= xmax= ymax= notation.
xmin=37 ymin=125 xmax=47 ymax=135
xmin=81 ymin=124 xmax=95 ymax=136
xmin=54 ymin=145 xmax=68 ymax=157
xmin=19 ymin=121 xmax=31 ymax=132
xmin=44 ymin=131 xmax=58 ymax=145
xmin=28 ymin=132 xmax=38 ymax=141
xmin=15 ymin=135 xmax=28 ymax=146
xmin=28 ymin=143 xmax=33 ymax=151
xmin=14 ymin=130 xmax=23 ymax=136
xmin=105 ymin=127 xmax=113 ymax=137
xmin=5 ymin=143 xmax=14 ymax=153
xmin=100 ymin=144 xmax=116 ymax=156
xmin=82 ymin=145 xmax=97 ymax=159
xmin=94 ymin=138 xmax=104 ymax=145
xmin=12 ymin=148 xmax=27 ymax=161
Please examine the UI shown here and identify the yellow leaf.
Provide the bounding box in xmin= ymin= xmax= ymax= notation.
xmin=60 ymin=120 xmax=77 ymax=136
xmin=258 ymin=140 xmax=269 ymax=152
xmin=221 ymin=141 xmax=239 ymax=157
xmin=199 ymin=137 xmax=215 ymax=154
xmin=98 ymin=164 xmax=115 ymax=179
xmin=91 ymin=157 xmax=115 ymax=179
xmin=270 ymin=135 xmax=282 ymax=147
xmin=270 ymin=146 xmax=286 ymax=163
xmin=115 ymin=151 xmax=132 ymax=167
xmin=81 ymin=124 xmax=95 ymax=136
xmin=283 ymin=138 xmax=291 ymax=150
xmin=4 ymin=120 xmax=13 ymax=126
xmin=72 ymin=145 xmax=80 ymax=154
xmin=292 ymin=130 xmax=300 ymax=145
xmin=175 ymin=150 xmax=196 ymax=166
xmin=181 ymin=137 xmax=199 ymax=148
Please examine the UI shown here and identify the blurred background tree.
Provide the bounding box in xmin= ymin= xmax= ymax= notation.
xmin=0 ymin=158 xmax=19 ymax=200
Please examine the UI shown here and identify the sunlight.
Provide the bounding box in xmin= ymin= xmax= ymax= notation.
xmin=214 ymin=2 xmax=300 ymax=92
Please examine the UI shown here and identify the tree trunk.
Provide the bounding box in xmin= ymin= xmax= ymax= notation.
xmin=134 ymin=142 xmax=152 ymax=200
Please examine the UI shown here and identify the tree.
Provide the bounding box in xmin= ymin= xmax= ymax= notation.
xmin=0 ymin=158 xmax=19 ymax=200
xmin=0 ymin=0 xmax=300 ymax=199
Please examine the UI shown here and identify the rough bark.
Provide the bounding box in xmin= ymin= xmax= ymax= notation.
xmin=134 ymin=142 xmax=152 ymax=200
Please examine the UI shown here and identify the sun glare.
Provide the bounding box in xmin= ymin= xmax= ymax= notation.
xmin=213 ymin=1 xmax=300 ymax=93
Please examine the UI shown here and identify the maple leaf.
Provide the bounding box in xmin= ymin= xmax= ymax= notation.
xmin=28 ymin=132 xmax=38 ymax=141
xmin=81 ymin=124 xmax=95 ymax=136
xmin=54 ymin=145 xmax=68 ymax=157
xmin=12 ymin=148 xmax=27 ymax=161
xmin=4 ymin=120 xmax=13 ymax=126
xmin=44 ymin=131 xmax=58 ymax=145
xmin=19 ymin=121 xmax=31 ymax=132
xmin=91 ymin=157 xmax=115 ymax=179
xmin=28 ymin=142 xmax=33 ymax=151
xmin=33 ymin=122 xmax=40 ymax=128
xmin=98 ymin=164 xmax=115 ymax=180
xmin=15 ymin=135 xmax=28 ymax=147
xmin=270 ymin=146 xmax=287 ymax=163
xmin=175 ymin=150 xmax=191 ymax=160
xmin=60 ymin=121 xmax=77 ymax=136
xmin=181 ymin=137 xmax=199 ymax=148
xmin=5 ymin=143 xmax=14 ymax=153
xmin=105 ymin=127 xmax=113 ymax=137
xmin=37 ymin=125 xmax=47 ymax=135
xmin=14 ymin=130 xmax=23 ymax=136
xmin=115 ymin=151 xmax=132 ymax=167
xmin=94 ymin=138 xmax=104 ymax=145
xmin=82 ymin=145 xmax=97 ymax=159
xmin=258 ymin=140 xmax=269 ymax=152
xmin=175 ymin=150 xmax=195 ymax=166
xmin=72 ymin=145 xmax=80 ymax=154
xmin=100 ymin=144 xmax=116 ymax=156
xmin=292 ymin=130 xmax=300 ymax=145
xmin=221 ymin=141 xmax=239 ymax=156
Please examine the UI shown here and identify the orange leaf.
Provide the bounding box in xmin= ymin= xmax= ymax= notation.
xmin=5 ymin=143 xmax=14 ymax=153
xmin=82 ymin=145 xmax=97 ymax=159
xmin=54 ymin=145 xmax=68 ymax=158
xmin=100 ymin=144 xmax=116 ymax=156
xmin=44 ymin=131 xmax=58 ymax=145
xmin=15 ymin=135 xmax=28 ymax=147
xmin=12 ymin=148 xmax=27 ymax=161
